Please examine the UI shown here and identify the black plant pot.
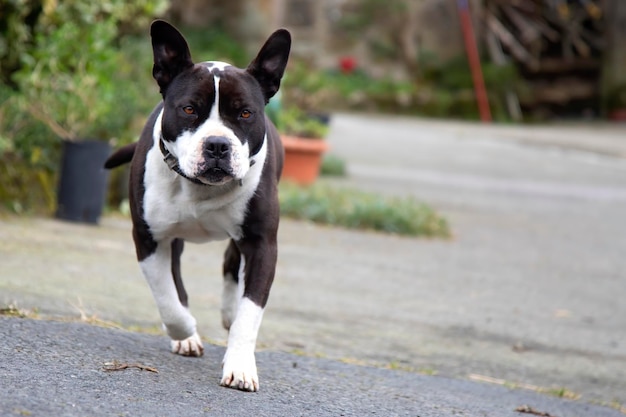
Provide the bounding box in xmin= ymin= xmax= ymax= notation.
xmin=306 ymin=112 xmax=332 ymax=126
xmin=56 ymin=140 xmax=111 ymax=224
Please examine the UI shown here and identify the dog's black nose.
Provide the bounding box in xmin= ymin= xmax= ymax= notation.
xmin=204 ymin=136 xmax=231 ymax=160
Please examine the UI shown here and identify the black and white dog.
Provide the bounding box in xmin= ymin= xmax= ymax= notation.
xmin=105 ymin=20 xmax=290 ymax=392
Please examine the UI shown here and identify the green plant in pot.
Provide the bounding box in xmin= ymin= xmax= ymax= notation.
xmin=277 ymin=106 xmax=330 ymax=185
xmin=281 ymin=61 xmax=333 ymax=125
xmin=277 ymin=106 xmax=329 ymax=140
xmin=14 ymin=13 xmax=136 ymax=224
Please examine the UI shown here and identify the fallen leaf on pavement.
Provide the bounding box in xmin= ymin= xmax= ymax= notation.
xmin=103 ymin=361 xmax=158 ymax=373
xmin=515 ymin=405 xmax=557 ymax=417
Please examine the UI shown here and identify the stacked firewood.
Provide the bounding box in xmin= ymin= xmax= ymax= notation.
xmin=484 ymin=0 xmax=604 ymax=119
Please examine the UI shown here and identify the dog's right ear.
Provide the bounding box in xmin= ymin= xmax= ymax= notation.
xmin=151 ymin=20 xmax=193 ymax=96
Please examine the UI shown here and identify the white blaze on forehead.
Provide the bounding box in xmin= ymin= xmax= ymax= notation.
xmin=203 ymin=61 xmax=232 ymax=71
xmin=208 ymin=71 xmax=221 ymax=122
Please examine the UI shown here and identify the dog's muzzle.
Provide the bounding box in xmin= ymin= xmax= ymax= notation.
xmin=159 ymin=135 xmax=255 ymax=186
xmin=159 ymin=135 xmax=208 ymax=185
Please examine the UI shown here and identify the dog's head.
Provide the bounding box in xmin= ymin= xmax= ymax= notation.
xmin=151 ymin=20 xmax=290 ymax=186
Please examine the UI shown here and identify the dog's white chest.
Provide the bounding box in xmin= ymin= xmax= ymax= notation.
xmin=143 ymin=174 xmax=243 ymax=243
xmin=143 ymin=146 xmax=266 ymax=244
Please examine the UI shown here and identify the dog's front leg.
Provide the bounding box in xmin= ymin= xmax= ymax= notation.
xmin=220 ymin=236 xmax=276 ymax=392
xmin=139 ymin=239 xmax=203 ymax=357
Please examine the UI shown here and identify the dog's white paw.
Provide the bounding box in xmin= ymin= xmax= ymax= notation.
xmin=220 ymin=350 xmax=258 ymax=392
xmin=171 ymin=332 xmax=204 ymax=357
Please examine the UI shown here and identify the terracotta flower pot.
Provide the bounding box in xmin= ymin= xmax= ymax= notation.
xmin=281 ymin=135 xmax=329 ymax=185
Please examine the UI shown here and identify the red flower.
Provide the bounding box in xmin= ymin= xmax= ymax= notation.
xmin=339 ymin=56 xmax=356 ymax=74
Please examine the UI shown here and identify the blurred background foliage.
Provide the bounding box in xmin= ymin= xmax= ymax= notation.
xmin=0 ymin=0 xmax=611 ymax=215
xmin=0 ymin=0 xmax=255 ymax=213
xmin=0 ymin=0 xmax=169 ymax=213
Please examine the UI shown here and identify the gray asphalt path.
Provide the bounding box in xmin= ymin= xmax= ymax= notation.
xmin=2 ymin=114 xmax=626 ymax=415
xmin=2 ymin=317 xmax=621 ymax=417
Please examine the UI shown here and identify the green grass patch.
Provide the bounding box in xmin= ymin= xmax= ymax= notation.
xmin=0 ymin=304 xmax=33 ymax=318
xmin=320 ymin=154 xmax=347 ymax=177
xmin=279 ymin=182 xmax=450 ymax=238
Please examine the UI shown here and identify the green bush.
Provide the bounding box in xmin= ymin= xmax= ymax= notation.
xmin=12 ymin=1 xmax=168 ymax=142
xmin=320 ymin=154 xmax=347 ymax=177
xmin=279 ymin=182 xmax=450 ymax=238
xmin=0 ymin=83 xmax=60 ymax=214
xmin=179 ymin=25 xmax=249 ymax=68
xmin=15 ymin=19 xmax=121 ymax=140
xmin=0 ymin=0 xmax=168 ymax=213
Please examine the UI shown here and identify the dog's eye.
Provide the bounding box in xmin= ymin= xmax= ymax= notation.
xmin=240 ymin=110 xmax=252 ymax=119
xmin=182 ymin=106 xmax=195 ymax=115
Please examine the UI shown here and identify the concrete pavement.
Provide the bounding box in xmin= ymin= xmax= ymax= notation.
xmin=1 ymin=114 xmax=626 ymax=415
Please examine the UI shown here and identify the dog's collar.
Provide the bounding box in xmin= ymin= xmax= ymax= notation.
xmin=159 ymin=135 xmax=210 ymax=186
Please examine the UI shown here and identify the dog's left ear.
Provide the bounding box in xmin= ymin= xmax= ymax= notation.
xmin=247 ymin=29 xmax=291 ymax=104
